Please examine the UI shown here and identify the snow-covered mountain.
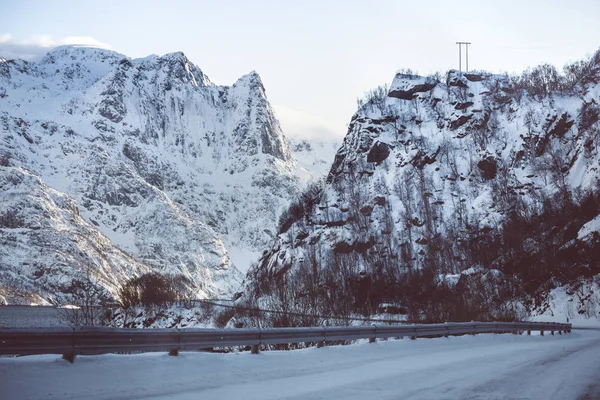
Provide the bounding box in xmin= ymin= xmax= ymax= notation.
xmin=245 ymin=51 xmax=600 ymax=322
xmin=0 ymin=45 xmax=308 ymax=303
xmin=289 ymin=138 xmax=340 ymax=185
xmin=0 ymin=166 xmax=151 ymax=305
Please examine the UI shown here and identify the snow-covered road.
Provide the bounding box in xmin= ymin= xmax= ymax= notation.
xmin=2 ymin=330 xmax=600 ymax=400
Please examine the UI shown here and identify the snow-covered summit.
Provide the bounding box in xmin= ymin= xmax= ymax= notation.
xmin=0 ymin=46 xmax=299 ymax=303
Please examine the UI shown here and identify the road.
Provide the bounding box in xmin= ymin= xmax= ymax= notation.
xmin=1 ymin=330 xmax=599 ymax=400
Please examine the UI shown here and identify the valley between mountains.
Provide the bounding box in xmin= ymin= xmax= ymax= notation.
xmin=1 ymin=45 xmax=599 ymax=324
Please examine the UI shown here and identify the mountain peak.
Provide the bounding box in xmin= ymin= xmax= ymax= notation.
xmin=237 ymin=70 xmax=263 ymax=84
xmin=0 ymin=45 xmax=299 ymax=303
xmin=39 ymin=45 xmax=124 ymax=66
xmin=160 ymin=51 xmax=187 ymax=61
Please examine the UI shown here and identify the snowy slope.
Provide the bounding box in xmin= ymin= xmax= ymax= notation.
xmin=289 ymin=138 xmax=340 ymax=185
xmin=0 ymin=45 xmax=300 ymax=302
xmin=246 ymin=53 xmax=600 ymax=321
xmin=0 ymin=167 xmax=149 ymax=304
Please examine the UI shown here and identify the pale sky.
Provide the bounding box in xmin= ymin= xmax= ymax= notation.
xmin=2 ymin=0 xmax=599 ymax=140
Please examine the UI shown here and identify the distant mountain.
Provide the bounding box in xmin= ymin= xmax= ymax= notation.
xmin=289 ymin=138 xmax=340 ymax=185
xmin=0 ymin=45 xmax=311 ymax=303
xmin=244 ymin=51 xmax=600 ymax=322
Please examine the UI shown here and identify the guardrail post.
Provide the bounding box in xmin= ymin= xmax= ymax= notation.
xmin=169 ymin=329 xmax=180 ymax=356
xmin=319 ymin=325 xmax=326 ymax=348
xmin=444 ymin=322 xmax=449 ymax=338
xmin=369 ymin=324 xmax=377 ymax=343
xmin=251 ymin=327 xmax=261 ymax=354
xmin=527 ymin=330 xmax=531 ymax=335
xmin=551 ymin=330 xmax=554 ymax=335
xmin=540 ymin=330 xmax=544 ymax=336
xmin=62 ymin=327 xmax=76 ymax=363
xmin=62 ymin=352 xmax=76 ymax=363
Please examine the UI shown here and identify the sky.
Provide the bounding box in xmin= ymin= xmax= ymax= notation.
xmin=1 ymin=0 xmax=600 ymax=140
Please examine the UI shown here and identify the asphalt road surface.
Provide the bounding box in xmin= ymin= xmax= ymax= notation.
xmin=1 ymin=329 xmax=599 ymax=399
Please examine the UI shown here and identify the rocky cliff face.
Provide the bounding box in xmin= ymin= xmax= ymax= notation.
xmin=246 ymin=51 xmax=600 ymax=322
xmin=0 ymin=167 xmax=150 ymax=304
xmin=0 ymin=46 xmax=299 ymax=303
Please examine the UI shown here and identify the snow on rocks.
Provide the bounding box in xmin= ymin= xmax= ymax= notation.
xmin=0 ymin=45 xmax=327 ymax=303
xmin=246 ymin=60 xmax=600 ymax=320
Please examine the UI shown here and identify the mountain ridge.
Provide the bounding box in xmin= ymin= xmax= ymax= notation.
xmin=0 ymin=45 xmax=333 ymax=304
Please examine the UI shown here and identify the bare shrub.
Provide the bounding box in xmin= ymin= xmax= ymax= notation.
xmin=57 ymin=277 xmax=112 ymax=327
xmin=214 ymin=307 xmax=235 ymax=328
xmin=118 ymin=273 xmax=189 ymax=309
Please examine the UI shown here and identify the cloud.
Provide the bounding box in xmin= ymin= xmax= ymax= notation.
xmin=274 ymin=104 xmax=345 ymax=142
xmin=0 ymin=34 xmax=112 ymax=61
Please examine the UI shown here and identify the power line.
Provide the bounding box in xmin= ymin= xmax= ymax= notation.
xmin=193 ymin=299 xmax=410 ymax=325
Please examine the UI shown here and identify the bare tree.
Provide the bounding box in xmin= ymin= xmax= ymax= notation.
xmin=57 ymin=273 xmax=112 ymax=327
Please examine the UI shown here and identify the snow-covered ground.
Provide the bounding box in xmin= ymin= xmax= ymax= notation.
xmin=2 ymin=330 xmax=600 ymax=399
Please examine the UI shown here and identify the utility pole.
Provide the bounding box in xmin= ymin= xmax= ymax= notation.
xmin=455 ymin=42 xmax=471 ymax=72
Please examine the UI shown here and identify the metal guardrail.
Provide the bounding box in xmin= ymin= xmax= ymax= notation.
xmin=0 ymin=321 xmax=571 ymax=363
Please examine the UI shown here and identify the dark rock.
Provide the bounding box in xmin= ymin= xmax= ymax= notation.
xmin=371 ymin=115 xmax=400 ymax=124
xmin=355 ymin=238 xmax=375 ymax=253
xmin=373 ymin=196 xmax=386 ymax=206
xmin=325 ymin=219 xmax=347 ymax=228
xmin=333 ymin=240 xmax=355 ymax=254
xmin=98 ymin=96 xmax=126 ymax=123
xmin=367 ymin=141 xmax=391 ymax=163
xmin=308 ymin=234 xmax=320 ymax=245
xmin=447 ymin=72 xmax=469 ymax=88
xmin=579 ymin=101 xmax=600 ymax=132
xmin=477 ymin=157 xmax=497 ymax=180
xmin=410 ymin=146 xmax=441 ymax=169
xmin=388 ymin=75 xmax=437 ymax=100
xmin=449 ymin=114 xmax=472 ymax=130
xmin=464 ymin=73 xmax=485 ymax=82
xmin=360 ymin=205 xmax=373 ymax=216
xmin=388 ymin=83 xmax=436 ymax=100
xmin=472 ymin=111 xmax=491 ymax=130
xmin=326 ymin=152 xmax=346 ymax=184
xmin=533 ymin=133 xmax=551 ymax=157
xmin=415 ymin=237 xmax=429 ymax=245
xmin=296 ymin=231 xmax=309 ymax=241
xmin=546 ymin=112 xmax=574 ymax=137
xmin=0 ymin=60 xmax=10 ymax=79
xmin=119 ymin=58 xmax=133 ymax=68
xmin=454 ymin=102 xmax=474 ymax=110
xmin=481 ymin=226 xmax=493 ymax=234
xmin=259 ymin=118 xmax=288 ymax=161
